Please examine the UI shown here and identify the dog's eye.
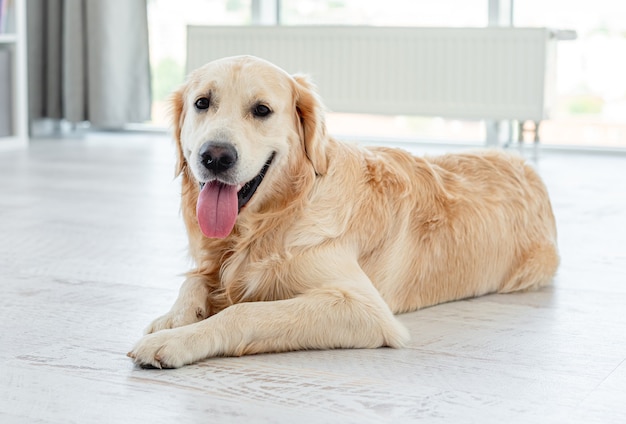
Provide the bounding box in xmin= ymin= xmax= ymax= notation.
xmin=195 ymin=97 xmax=210 ymax=110
xmin=252 ymin=104 xmax=272 ymax=118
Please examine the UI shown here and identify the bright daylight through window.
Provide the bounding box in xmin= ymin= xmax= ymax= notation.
xmin=148 ymin=0 xmax=626 ymax=148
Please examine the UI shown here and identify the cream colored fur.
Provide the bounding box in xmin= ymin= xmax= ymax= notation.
xmin=128 ymin=56 xmax=559 ymax=368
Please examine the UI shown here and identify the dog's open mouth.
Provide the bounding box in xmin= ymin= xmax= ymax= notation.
xmin=235 ymin=153 xmax=275 ymax=211
xmin=197 ymin=153 xmax=275 ymax=239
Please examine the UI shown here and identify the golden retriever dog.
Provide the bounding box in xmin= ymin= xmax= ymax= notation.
xmin=128 ymin=55 xmax=559 ymax=368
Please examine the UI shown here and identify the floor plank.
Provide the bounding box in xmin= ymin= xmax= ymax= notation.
xmin=1 ymin=133 xmax=625 ymax=423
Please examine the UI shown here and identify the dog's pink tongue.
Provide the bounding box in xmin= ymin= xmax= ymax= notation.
xmin=196 ymin=181 xmax=238 ymax=239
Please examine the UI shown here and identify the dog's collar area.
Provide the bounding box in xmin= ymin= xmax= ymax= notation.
xmin=198 ymin=152 xmax=275 ymax=212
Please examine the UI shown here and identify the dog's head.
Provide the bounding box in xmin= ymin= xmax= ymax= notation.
xmin=170 ymin=56 xmax=328 ymax=239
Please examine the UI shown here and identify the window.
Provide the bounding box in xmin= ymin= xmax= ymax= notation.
xmin=280 ymin=0 xmax=487 ymax=27
xmin=515 ymin=0 xmax=626 ymax=147
xmin=280 ymin=0 xmax=488 ymax=144
xmin=147 ymin=0 xmax=626 ymax=148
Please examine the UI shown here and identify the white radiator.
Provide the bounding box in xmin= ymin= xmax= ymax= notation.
xmin=186 ymin=26 xmax=567 ymax=122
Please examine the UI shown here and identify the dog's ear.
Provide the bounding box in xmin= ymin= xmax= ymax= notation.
xmin=170 ymin=86 xmax=187 ymax=177
xmin=292 ymin=74 xmax=329 ymax=176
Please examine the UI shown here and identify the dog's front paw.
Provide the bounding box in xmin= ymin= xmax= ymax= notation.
xmin=145 ymin=305 xmax=208 ymax=334
xmin=128 ymin=328 xmax=201 ymax=369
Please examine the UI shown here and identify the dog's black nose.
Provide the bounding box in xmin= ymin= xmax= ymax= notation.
xmin=199 ymin=142 xmax=238 ymax=174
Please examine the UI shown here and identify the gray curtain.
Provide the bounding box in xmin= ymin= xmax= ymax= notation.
xmin=27 ymin=0 xmax=151 ymax=129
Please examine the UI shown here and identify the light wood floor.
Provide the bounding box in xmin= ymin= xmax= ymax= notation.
xmin=1 ymin=133 xmax=625 ymax=423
